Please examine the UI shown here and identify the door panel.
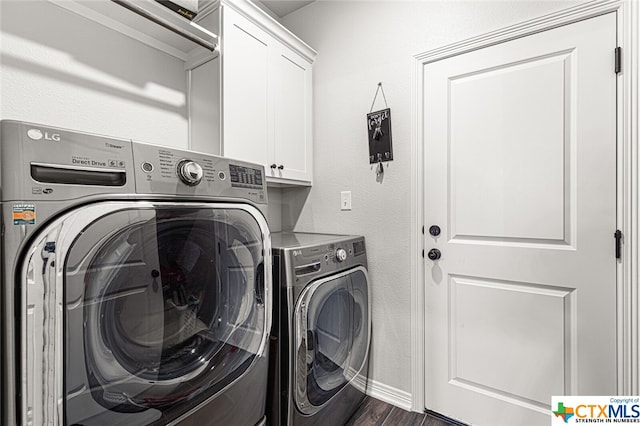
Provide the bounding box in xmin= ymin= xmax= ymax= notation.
xmin=424 ymin=13 xmax=617 ymax=426
xmin=450 ymin=276 xmax=569 ymax=404
xmin=450 ymin=53 xmax=569 ymax=243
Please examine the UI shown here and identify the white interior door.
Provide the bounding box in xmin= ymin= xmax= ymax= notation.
xmin=423 ymin=13 xmax=617 ymax=426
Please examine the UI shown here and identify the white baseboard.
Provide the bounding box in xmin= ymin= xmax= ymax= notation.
xmin=365 ymin=378 xmax=414 ymax=412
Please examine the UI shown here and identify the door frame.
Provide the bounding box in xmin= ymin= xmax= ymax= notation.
xmin=410 ymin=0 xmax=639 ymax=412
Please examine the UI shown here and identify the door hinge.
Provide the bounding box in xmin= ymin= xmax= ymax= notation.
xmin=614 ymin=229 xmax=622 ymax=259
xmin=615 ymin=47 xmax=622 ymax=74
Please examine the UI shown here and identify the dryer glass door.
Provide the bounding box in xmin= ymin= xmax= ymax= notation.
xmin=21 ymin=202 xmax=270 ymax=426
xmin=294 ymin=266 xmax=370 ymax=414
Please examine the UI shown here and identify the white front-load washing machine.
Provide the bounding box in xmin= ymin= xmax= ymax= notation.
xmin=0 ymin=121 xmax=272 ymax=425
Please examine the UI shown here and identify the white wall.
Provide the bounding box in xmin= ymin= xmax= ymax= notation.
xmin=281 ymin=0 xmax=585 ymax=403
xmin=1 ymin=1 xmax=189 ymax=147
xmin=268 ymin=187 xmax=284 ymax=232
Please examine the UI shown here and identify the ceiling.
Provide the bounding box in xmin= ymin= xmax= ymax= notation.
xmin=260 ymin=1 xmax=315 ymax=18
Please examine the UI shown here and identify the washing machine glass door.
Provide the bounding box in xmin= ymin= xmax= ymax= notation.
xmin=293 ymin=266 xmax=370 ymax=415
xmin=21 ymin=202 xmax=270 ymax=426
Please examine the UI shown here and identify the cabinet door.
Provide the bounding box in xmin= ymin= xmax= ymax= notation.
xmin=272 ymin=46 xmax=313 ymax=183
xmin=222 ymin=6 xmax=271 ymax=166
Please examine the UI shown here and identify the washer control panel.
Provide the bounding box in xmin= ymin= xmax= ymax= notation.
xmin=336 ymin=248 xmax=347 ymax=262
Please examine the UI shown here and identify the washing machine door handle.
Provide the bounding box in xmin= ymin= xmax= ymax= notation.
xmin=306 ymin=330 xmax=315 ymax=351
xmin=302 ymin=330 xmax=315 ymax=366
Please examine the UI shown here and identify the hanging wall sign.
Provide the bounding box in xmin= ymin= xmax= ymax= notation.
xmin=367 ymin=107 xmax=393 ymax=164
xmin=367 ymin=82 xmax=393 ymax=182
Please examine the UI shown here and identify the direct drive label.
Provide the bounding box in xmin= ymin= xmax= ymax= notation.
xmin=13 ymin=204 xmax=36 ymax=225
xmin=72 ymin=156 xmax=107 ymax=167
xmin=70 ymin=156 xmax=125 ymax=169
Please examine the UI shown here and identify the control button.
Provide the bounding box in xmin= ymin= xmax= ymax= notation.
xmin=176 ymin=159 xmax=204 ymax=186
xmin=336 ymin=248 xmax=347 ymax=262
xmin=218 ymin=171 xmax=226 ymax=180
xmin=141 ymin=162 xmax=154 ymax=173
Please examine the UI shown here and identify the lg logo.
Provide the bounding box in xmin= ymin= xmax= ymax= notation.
xmin=27 ymin=128 xmax=61 ymax=142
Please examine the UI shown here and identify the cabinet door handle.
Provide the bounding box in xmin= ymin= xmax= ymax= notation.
xmin=278 ymin=165 xmax=284 ymax=170
xmin=270 ymin=164 xmax=277 ymax=169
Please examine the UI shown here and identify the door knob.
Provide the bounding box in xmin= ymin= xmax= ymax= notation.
xmin=427 ymin=248 xmax=441 ymax=261
xmin=270 ymin=164 xmax=277 ymax=169
xmin=277 ymin=165 xmax=284 ymax=170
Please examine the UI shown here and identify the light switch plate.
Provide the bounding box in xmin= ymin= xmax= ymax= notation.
xmin=341 ymin=191 xmax=352 ymax=211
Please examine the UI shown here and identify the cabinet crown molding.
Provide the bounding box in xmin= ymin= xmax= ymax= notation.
xmin=218 ymin=0 xmax=317 ymax=63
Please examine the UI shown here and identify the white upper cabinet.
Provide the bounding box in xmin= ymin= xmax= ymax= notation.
xmin=271 ymin=44 xmax=312 ymax=183
xmin=221 ymin=6 xmax=271 ymax=167
xmin=217 ymin=1 xmax=316 ymax=186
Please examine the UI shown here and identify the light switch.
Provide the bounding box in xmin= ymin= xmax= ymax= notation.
xmin=341 ymin=191 xmax=352 ymax=211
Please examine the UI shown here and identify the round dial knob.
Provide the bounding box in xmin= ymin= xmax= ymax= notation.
xmin=336 ymin=248 xmax=347 ymax=262
xmin=177 ymin=159 xmax=204 ymax=186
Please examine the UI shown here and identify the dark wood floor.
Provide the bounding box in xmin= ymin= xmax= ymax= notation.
xmin=346 ymin=397 xmax=466 ymax=426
